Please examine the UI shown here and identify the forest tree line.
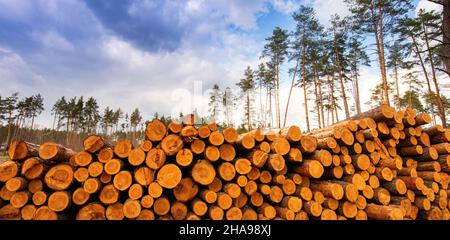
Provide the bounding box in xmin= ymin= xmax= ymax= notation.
xmin=209 ymin=0 xmax=449 ymax=132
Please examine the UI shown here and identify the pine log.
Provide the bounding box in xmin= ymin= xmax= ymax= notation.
xmin=44 ymin=164 xmax=73 ymax=191
xmin=7 ymin=140 xmax=39 ymax=161
xmin=39 ymin=142 xmax=75 ymax=162
xmin=83 ymin=135 xmax=106 ymax=153
xmin=145 ymin=119 xmax=167 ymax=142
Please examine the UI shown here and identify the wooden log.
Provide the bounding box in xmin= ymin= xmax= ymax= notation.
xmin=176 ymin=149 xmax=194 ymax=166
xmin=106 ymin=202 xmax=124 ymax=220
xmin=84 ymin=178 xmax=102 ymax=194
xmin=5 ymin=176 xmax=27 ymax=192
xmin=88 ymin=162 xmax=103 ymax=178
xmin=270 ymin=137 xmax=291 ymax=155
xmin=198 ymin=126 xmax=211 ymax=139
xmin=236 ymin=133 xmax=255 ymax=150
xmin=422 ymin=125 xmax=445 ymax=136
xmin=34 ymin=206 xmax=59 ymax=220
xmin=76 ymin=203 xmax=106 ymax=220
xmin=397 ymin=176 xmax=424 ymax=191
xmin=219 ymin=144 xmax=236 ymax=162
xmin=99 ymin=184 xmax=119 ymax=205
xmin=21 ymin=157 xmax=45 ymax=180
xmin=310 ymin=150 xmax=332 ymax=167
xmin=156 ymin=164 xmax=182 ymax=189
xmin=171 ymin=201 xmax=188 ymax=220
xmin=98 ymin=147 xmax=114 ymax=163
xmin=148 ymin=182 xmax=163 ymax=198
xmin=383 ymin=179 xmax=407 ymax=195
xmin=223 ymin=128 xmax=238 ymax=143
xmin=209 ymin=131 xmax=225 ymax=146
xmin=139 ymin=140 xmax=153 ymax=152
xmin=123 ymin=199 xmax=141 ymax=219
xmin=128 ymin=148 xmax=146 ymax=166
xmin=415 ymin=113 xmax=432 ymax=125
xmin=235 ymin=158 xmax=252 ymax=175
xmin=415 ymin=147 xmax=439 ymax=161
xmin=280 ymin=126 xmax=302 ymax=142
xmin=398 ymin=145 xmax=423 ymax=156
xmin=416 ymin=161 xmax=441 ymax=172
xmin=192 ymin=160 xmax=216 ymax=185
xmin=217 ymin=192 xmax=233 ymax=210
xmin=44 ymin=164 xmax=73 ymax=191
xmin=204 ymin=146 xmax=219 ymax=162
xmin=83 ymin=135 xmax=106 ymax=153
xmin=258 ymin=203 xmax=276 ymax=219
xmin=7 ymin=140 xmax=39 ymax=161
xmin=191 ymin=139 xmax=206 ymax=155
xmin=72 ymin=188 xmax=89 ymax=206
xmin=28 ymin=179 xmax=43 ymax=193
xmin=433 ymin=143 xmax=450 ymax=154
xmin=310 ymin=181 xmax=344 ymax=200
xmin=21 ymin=204 xmax=37 ymax=220
xmin=350 ymin=104 xmax=395 ymax=122
xmin=114 ymin=140 xmax=133 ymax=159
xmin=0 ymin=161 xmax=19 ymax=183
xmin=191 ymin=199 xmax=208 ymax=217
xmin=416 ymin=171 xmax=441 ymax=182
xmin=265 ymin=154 xmax=286 ymax=172
xmin=113 ymin=170 xmax=132 ymax=191
xmin=351 ymin=154 xmax=371 ymax=171
xmin=366 ymin=204 xmax=403 ymax=220
xmin=161 ymin=134 xmax=183 ymax=156
xmin=173 ymin=178 xmax=198 ymax=202
xmin=292 ymin=160 xmax=324 ymax=179
xmin=299 ymin=136 xmax=318 ymax=153
xmin=217 ymin=162 xmax=235 ymax=182
xmin=430 ymin=130 xmax=450 ymax=144
xmin=247 ymin=150 xmax=268 ymax=167
xmin=48 ymin=191 xmax=71 ymax=212
xmin=168 ymin=121 xmax=183 ymax=134
xmin=181 ymin=126 xmax=198 ymax=143
xmin=145 ymin=149 xmax=166 ymax=170
xmin=316 ymin=137 xmax=338 ymax=150
xmin=145 ymin=119 xmax=167 ymax=142
xmin=132 ymin=167 xmax=153 ymax=186
xmin=10 ymin=191 xmax=31 ymax=209
xmin=342 ymin=174 xmax=366 ymax=191
xmin=141 ymin=195 xmax=154 ymax=209
xmin=39 ymin=142 xmax=75 ymax=162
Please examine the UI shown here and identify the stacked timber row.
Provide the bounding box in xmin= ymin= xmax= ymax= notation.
xmin=0 ymin=105 xmax=449 ymax=220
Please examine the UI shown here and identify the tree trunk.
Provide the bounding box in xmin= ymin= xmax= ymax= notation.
xmin=276 ymin=60 xmax=281 ymax=129
xmin=317 ymin=71 xmax=325 ymax=128
xmin=370 ymin=0 xmax=390 ymax=106
xmin=329 ymin=77 xmax=335 ymax=125
xmin=283 ymin=57 xmax=300 ymax=128
xmin=394 ymin=64 xmax=400 ymax=109
xmin=247 ymin=92 xmax=251 ymax=131
xmin=354 ymin=69 xmax=362 ymax=114
xmin=6 ymin=112 xmax=13 ymax=149
xmin=423 ymin=24 xmax=446 ymax=127
xmin=442 ymin=1 xmax=450 ymax=75
xmin=260 ymin=82 xmax=263 ymax=128
xmin=336 ymin=49 xmax=350 ymax=120
xmin=313 ymin=74 xmax=321 ymax=129
xmin=302 ymin=56 xmax=310 ymax=132
xmin=412 ymin=36 xmax=433 ymax=94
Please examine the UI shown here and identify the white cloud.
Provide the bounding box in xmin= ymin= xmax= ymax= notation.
xmin=308 ymin=0 xmax=350 ymax=26
xmin=271 ymin=0 xmax=301 ymax=14
xmin=31 ymin=31 xmax=75 ymax=51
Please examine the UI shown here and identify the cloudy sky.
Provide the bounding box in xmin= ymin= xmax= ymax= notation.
xmin=0 ymin=0 xmax=447 ymax=130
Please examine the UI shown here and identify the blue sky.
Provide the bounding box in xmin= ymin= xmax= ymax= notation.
xmin=0 ymin=0 xmax=445 ymax=129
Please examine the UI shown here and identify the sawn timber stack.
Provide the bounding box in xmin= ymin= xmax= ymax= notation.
xmin=0 ymin=105 xmax=449 ymax=220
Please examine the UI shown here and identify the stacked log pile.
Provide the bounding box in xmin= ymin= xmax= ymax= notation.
xmin=0 ymin=105 xmax=449 ymax=220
